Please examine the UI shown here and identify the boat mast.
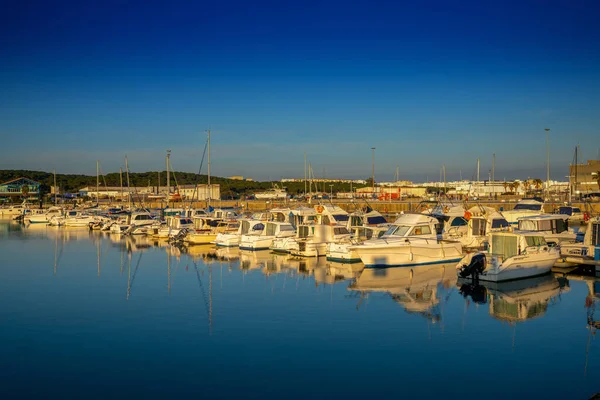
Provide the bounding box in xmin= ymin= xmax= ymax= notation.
xmin=120 ymin=168 xmax=123 ymax=204
xmin=304 ymin=152 xmax=307 ymax=198
xmin=53 ymin=169 xmax=57 ymax=206
xmin=545 ymin=128 xmax=550 ymax=199
xmin=492 ymin=153 xmax=496 ymax=198
xmin=207 ymin=129 xmax=211 ymax=207
xmin=575 ymin=145 xmax=579 ymax=200
xmin=166 ymin=150 xmax=171 ymax=198
xmin=125 ymin=156 xmax=131 ymax=209
xmin=96 ymin=160 xmax=99 ymax=206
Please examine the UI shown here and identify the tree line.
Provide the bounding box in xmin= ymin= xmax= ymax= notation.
xmin=0 ymin=169 xmax=369 ymax=199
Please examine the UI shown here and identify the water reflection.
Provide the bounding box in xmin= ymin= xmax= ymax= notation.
xmin=314 ymin=261 xmax=364 ymax=285
xmin=2 ymin=222 xmax=600 ymax=398
xmin=458 ymin=274 xmax=569 ymax=322
xmin=349 ymin=263 xmax=457 ymax=322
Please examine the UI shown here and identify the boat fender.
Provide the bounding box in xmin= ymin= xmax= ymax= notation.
xmin=584 ymin=212 xmax=590 ymax=222
xmin=463 ymin=211 xmax=472 ymax=220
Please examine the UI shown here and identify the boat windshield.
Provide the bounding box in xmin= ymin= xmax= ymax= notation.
xmin=385 ymin=225 xmax=411 ymax=236
xmin=491 ymin=219 xmax=509 ymax=229
xmin=366 ymin=215 xmax=387 ymax=225
xmin=333 ymin=214 xmax=349 ymax=222
xmin=513 ymin=203 xmax=542 ymax=211
xmin=558 ymin=207 xmax=573 ymax=216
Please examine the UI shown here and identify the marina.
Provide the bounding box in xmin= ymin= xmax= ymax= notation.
xmin=0 ymin=216 xmax=599 ymax=398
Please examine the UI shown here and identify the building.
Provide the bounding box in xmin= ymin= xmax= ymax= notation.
xmin=80 ymin=184 xmax=220 ymax=202
xmin=177 ymin=184 xmax=220 ymax=201
xmin=0 ymin=177 xmax=41 ymax=201
xmin=569 ymin=160 xmax=600 ymax=194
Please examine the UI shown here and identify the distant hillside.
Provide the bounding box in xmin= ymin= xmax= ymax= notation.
xmin=0 ymin=170 xmax=364 ymax=198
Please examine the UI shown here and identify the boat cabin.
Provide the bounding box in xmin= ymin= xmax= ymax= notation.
xmin=383 ymin=213 xmax=440 ymax=239
xmin=264 ymin=221 xmax=295 ymax=237
xmin=167 ymin=216 xmax=193 ymax=230
xmin=489 ymin=232 xmax=549 ymax=262
xmin=239 ymin=219 xmax=265 ymax=235
xmin=517 ymin=215 xmax=569 ymax=235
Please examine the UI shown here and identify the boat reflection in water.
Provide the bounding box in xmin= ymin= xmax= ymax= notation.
xmin=458 ymin=274 xmax=569 ymax=322
xmin=349 ymin=263 xmax=457 ymax=322
xmin=313 ymin=261 xmax=365 ymax=285
xmin=240 ymin=250 xmax=273 ymax=272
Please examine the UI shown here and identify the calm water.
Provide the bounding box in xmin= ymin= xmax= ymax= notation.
xmin=1 ymin=222 xmax=599 ymax=399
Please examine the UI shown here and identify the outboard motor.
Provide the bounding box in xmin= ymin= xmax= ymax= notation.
xmin=458 ymin=253 xmax=486 ymax=280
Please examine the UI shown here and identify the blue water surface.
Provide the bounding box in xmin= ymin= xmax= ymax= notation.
xmin=0 ymin=222 xmax=599 ymax=399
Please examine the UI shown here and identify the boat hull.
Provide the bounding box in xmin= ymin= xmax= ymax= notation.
xmin=326 ymin=242 xmax=362 ymax=263
xmin=214 ymin=233 xmax=240 ymax=247
xmin=457 ymin=250 xmax=558 ymax=282
xmin=352 ymin=240 xmax=463 ymax=268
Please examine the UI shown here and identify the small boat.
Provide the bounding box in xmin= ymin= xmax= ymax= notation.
xmin=109 ymin=211 xmax=156 ymax=234
xmin=501 ymin=197 xmax=545 ymax=226
xmin=254 ymin=185 xmax=288 ymax=200
xmin=515 ymin=214 xmax=576 ymax=246
xmin=445 ymin=206 xmax=509 ymax=251
xmin=155 ymin=215 xmax=194 ymax=239
xmin=557 ymin=216 xmax=600 ymax=273
xmin=556 ymin=205 xmax=585 ymax=225
xmin=288 ymin=224 xmax=352 ymax=257
xmin=215 ymin=218 xmax=264 ymax=247
xmin=25 ymin=206 xmax=64 ymax=224
xmin=456 ymin=232 xmax=559 ymax=282
xmin=325 ymin=208 xmax=389 ymax=263
xmin=350 ymin=213 xmax=463 ymax=268
xmin=239 ymin=221 xmax=295 ymax=251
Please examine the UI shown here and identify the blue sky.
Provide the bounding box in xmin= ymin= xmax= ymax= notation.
xmin=1 ymin=0 xmax=599 ymax=182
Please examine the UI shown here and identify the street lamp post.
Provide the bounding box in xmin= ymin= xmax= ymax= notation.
xmin=545 ymin=128 xmax=550 ymax=199
xmin=371 ymin=147 xmax=376 ymax=199
xmin=329 ymin=184 xmax=333 ymax=200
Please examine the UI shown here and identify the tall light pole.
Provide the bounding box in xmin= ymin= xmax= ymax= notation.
xmin=371 ymin=147 xmax=376 ymax=198
xmin=329 ymin=184 xmax=333 ymax=199
xmin=545 ymin=128 xmax=550 ymax=198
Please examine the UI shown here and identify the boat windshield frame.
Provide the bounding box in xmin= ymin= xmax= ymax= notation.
xmin=385 ymin=225 xmax=411 ymax=236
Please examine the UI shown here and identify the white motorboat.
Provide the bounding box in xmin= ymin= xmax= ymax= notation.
xmin=109 ymin=211 xmax=156 ymax=234
xmin=183 ymin=219 xmax=238 ymax=245
xmin=254 ymin=185 xmax=288 ymax=200
xmin=515 ymin=214 xmax=576 ymax=246
xmin=350 ymin=213 xmax=463 ymax=268
xmin=444 ymin=206 xmax=509 ymax=251
xmin=502 ymin=197 xmax=545 ymax=226
xmin=557 ymin=216 xmax=600 ymax=273
xmin=456 ymin=232 xmax=559 ymax=282
xmin=239 ymin=221 xmax=295 ymax=251
xmin=326 ymin=226 xmax=387 ymax=263
xmin=325 ymin=208 xmax=389 ymax=263
xmin=0 ymin=201 xmax=32 ymax=218
xmin=270 ymin=207 xmax=317 ymax=253
xmin=25 ymin=206 xmax=64 ymax=224
xmin=288 ymin=224 xmax=352 ymax=257
xmin=556 ymin=205 xmax=585 ymax=225
xmin=155 ymin=216 xmax=194 ymax=239
xmin=215 ymin=218 xmax=264 ymax=247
